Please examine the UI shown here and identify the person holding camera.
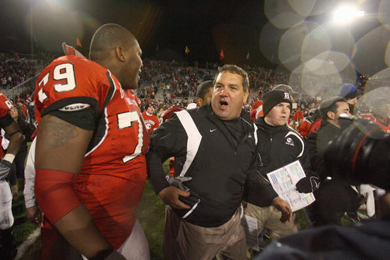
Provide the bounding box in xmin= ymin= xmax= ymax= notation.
xmin=306 ymin=96 xmax=361 ymax=226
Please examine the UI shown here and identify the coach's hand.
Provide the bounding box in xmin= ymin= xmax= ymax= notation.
xmin=272 ymin=196 xmax=293 ymax=223
xmin=159 ymin=186 xmax=191 ymax=210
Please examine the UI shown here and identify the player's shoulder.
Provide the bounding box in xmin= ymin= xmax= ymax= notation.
xmin=0 ymin=93 xmax=12 ymax=117
xmin=0 ymin=93 xmax=8 ymax=102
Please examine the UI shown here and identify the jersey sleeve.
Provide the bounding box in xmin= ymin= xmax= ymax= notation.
xmin=0 ymin=94 xmax=12 ymax=118
xmin=34 ymin=56 xmax=111 ymax=127
xmin=0 ymin=94 xmax=14 ymax=128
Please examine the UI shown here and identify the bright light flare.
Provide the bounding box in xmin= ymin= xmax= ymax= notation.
xmin=333 ymin=6 xmax=365 ymax=24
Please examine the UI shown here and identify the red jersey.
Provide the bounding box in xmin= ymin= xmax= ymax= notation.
xmin=360 ymin=113 xmax=390 ymax=134
xmin=293 ymin=110 xmax=304 ymax=121
xmin=0 ymin=93 xmax=13 ymax=158
xmin=308 ymin=118 xmax=322 ymax=134
xmin=297 ymin=118 xmax=312 ymax=137
xmin=0 ymin=93 xmax=13 ymax=118
xmin=250 ymin=106 xmax=263 ymax=121
xmin=142 ymin=111 xmax=160 ymax=134
xmin=34 ymin=55 xmax=150 ymax=249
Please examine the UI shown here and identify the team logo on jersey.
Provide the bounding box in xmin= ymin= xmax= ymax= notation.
xmin=285 ymin=137 xmax=294 ymax=146
xmin=59 ymin=103 xmax=91 ymax=111
xmin=126 ymin=97 xmax=138 ymax=107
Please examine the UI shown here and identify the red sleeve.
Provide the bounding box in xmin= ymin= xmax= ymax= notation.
xmin=0 ymin=94 xmax=13 ymax=118
xmin=34 ymin=56 xmax=111 ymax=124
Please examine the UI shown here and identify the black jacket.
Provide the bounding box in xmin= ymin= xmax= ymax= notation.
xmin=256 ymin=117 xmax=312 ymax=176
xmin=245 ymin=117 xmax=313 ymax=206
xmin=307 ymin=120 xmax=340 ymax=180
xmin=147 ymin=104 xmax=276 ymax=227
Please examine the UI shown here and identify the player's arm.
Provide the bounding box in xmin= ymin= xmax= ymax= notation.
xmin=0 ymin=117 xmax=23 ymax=180
xmin=35 ymin=114 xmax=119 ymax=259
xmin=3 ymin=120 xmax=24 ymax=158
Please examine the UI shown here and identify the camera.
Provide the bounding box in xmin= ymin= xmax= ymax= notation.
xmin=324 ymin=114 xmax=390 ymax=190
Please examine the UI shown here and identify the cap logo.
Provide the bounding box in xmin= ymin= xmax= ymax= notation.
xmin=284 ymin=93 xmax=290 ymax=100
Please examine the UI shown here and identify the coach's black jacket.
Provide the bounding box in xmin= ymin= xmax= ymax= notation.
xmin=147 ymin=104 xmax=276 ymax=227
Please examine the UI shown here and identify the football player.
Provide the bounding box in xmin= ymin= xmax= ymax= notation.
xmin=0 ymin=93 xmax=23 ymax=260
xmin=34 ymin=24 xmax=150 ymax=259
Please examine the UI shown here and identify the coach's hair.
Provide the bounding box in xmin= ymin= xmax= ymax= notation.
xmin=213 ymin=64 xmax=250 ymax=92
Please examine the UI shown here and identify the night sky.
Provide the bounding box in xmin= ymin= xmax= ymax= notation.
xmin=0 ymin=0 xmax=269 ymax=64
xmin=0 ymin=0 xmax=387 ymax=73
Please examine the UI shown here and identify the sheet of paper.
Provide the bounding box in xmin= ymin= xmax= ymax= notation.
xmin=242 ymin=215 xmax=260 ymax=251
xmin=267 ymin=160 xmax=315 ymax=212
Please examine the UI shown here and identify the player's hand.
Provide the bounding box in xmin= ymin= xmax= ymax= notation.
xmin=159 ymin=186 xmax=191 ymax=209
xmin=272 ymin=197 xmax=292 ymax=223
xmin=26 ymin=205 xmax=41 ymax=225
xmin=0 ymin=159 xmax=12 ymax=180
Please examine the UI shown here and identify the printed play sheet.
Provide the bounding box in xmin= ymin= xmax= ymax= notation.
xmin=267 ymin=160 xmax=315 ymax=212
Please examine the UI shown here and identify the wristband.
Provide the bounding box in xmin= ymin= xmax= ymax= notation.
xmin=3 ymin=153 xmax=15 ymax=164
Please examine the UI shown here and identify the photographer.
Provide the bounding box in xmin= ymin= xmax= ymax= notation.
xmin=306 ymin=97 xmax=360 ymax=226
xmin=256 ymin=115 xmax=390 ymax=260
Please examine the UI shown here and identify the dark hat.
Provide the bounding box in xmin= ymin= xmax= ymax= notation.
xmin=262 ymin=90 xmax=292 ymax=116
xmin=339 ymin=83 xmax=358 ymax=100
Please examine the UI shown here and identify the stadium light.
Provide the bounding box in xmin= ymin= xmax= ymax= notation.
xmin=333 ymin=6 xmax=365 ymax=24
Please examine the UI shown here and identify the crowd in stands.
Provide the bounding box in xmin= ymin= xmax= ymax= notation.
xmin=0 ymin=53 xmax=380 ymax=130
xmin=1 ymin=48 xmax=390 ymax=260
xmin=0 ymin=59 xmax=39 ymax=89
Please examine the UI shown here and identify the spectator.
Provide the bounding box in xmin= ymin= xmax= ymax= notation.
xmin=339 ymin=83 xmax=359 ymax=115
xmin=297 ymin=108 xmax=318 ymax=137
xmin=142 ymin=103 xmax=160 ymax=134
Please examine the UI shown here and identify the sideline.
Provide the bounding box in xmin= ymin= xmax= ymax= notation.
xmin=15 ymin=227 xmax=40 ymax=260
